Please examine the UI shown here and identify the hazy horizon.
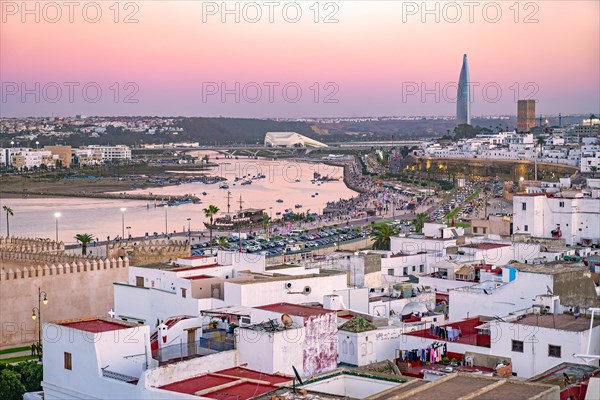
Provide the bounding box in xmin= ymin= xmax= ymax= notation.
xmin=2 ymin=1 xmax=599 ymax=118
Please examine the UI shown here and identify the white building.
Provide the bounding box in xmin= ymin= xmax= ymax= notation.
xmin=87 ymin=144 xmax=132 ymax=160
xmin=513 ymin=191 xmax=600 ymax=245
xmin=490 ymin=312 xmax=600 ymax=378
xmin=264 ymin=132 xmax=327 ymax=148
xmin=449 ymin=262 xmax=598 ymax=322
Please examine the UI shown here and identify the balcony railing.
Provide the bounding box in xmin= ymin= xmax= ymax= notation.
xmin=152 ymin=337 xmax=235 ymax=364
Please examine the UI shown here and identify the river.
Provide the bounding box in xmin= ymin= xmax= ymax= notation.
xmin=0 ymin=154 xmax=358 ymax=244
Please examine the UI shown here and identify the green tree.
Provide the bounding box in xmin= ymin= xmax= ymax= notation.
xmin=13 ymin=361 xmax=43 ymax=392
xmin=369 ymin=223 xmax=398 ymax=250
xmin=413 ymin=212 xmax=428 ymax=233
xmin=2 ymin=205 xmax=13 ymax=237
xmin=74 ymin=233 xmax=94 ymax=256
xmin=217 ymin=236 xmax=228 ymax=251
xmin=262 ymin=214 xmax=271 ymax=238
xmin=0 ymin=369 xmax=26 ymax=400
xmin=203 ymin=205 xmax=220 ymax=248
xmin=590 ymin=166 xmax=597 ymax=178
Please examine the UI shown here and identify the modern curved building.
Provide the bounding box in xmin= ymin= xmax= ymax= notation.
xmin=457 ymin=54 xmax=471 ymax=126
xmin=264 ymin=132 xmax=328 ymax=148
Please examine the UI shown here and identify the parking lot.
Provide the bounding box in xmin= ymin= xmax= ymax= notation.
xmin=190 ymin=226 xmax=368 ymax=257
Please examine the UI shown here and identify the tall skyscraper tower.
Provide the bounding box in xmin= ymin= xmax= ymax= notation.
xmin=517 ymin=99 xmax=536 ymax=132
xmin=457 ymin=54 xmax=471 ymax=125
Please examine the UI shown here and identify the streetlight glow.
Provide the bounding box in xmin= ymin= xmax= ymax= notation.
xmin=54 ymin=212 xmax=61 ymax=218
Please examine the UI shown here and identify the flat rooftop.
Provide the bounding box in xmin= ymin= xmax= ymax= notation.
xmin=515 ymin=314 xmax=600 ymax=332
xmin=158 ymin=367 xmax=291 ymax=399
xmin=183 ymin=274 xmax=215 ymax=280
xmin=509 ymin=262 xmax=587 ymax=275
xmin=385 ymin=374 xmax=558 ymax=400
xmin=171 ymin=263 xmax=220 ymax=272
xmin=56 ymin=317 xmax=136 ymax=333
xmin=228 ymin=270 xmax=344 ymax=285
xmin=258 ymin=302 xmax=335 ymax=317
xmin=461 ymin=243 xmax=510 ymax=250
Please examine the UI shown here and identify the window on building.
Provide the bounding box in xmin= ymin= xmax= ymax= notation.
xmin=473 ymin=227 xmax=478 ymax=233
xmin=482 ymin=227 xmax=487 ymax=234
xmin=522 ymin=203 xmax=527 ymax=210
xmin=524 ymin=225 xmax=528 ymax=232
xmin=412 ymin=266 xmax=416 ymax=272
xmin=403 ymin=267 xmax=408 ymax=275
xmin=548 ymin=345 xmax=561 ymax=358
xmin=135 ymin=276 xmax=144 ymax=287
xmin=559 ymin=201 xmax=565 ymax=208
xmin=420 ymin=265 xmax=424 ymax=273
xmin=388 ymin=269 xmax=394 ymax=276
xmin=64 ymin=352 xmax=72 ymax=370
xmin=511 ymin=340 xmax=524 ymax=352
xmin=181 ymin=288 xmax=187 ymax=298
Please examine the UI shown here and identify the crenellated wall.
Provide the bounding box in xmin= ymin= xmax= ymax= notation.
xmin=106 ymin=239 xmax=190 ymax=266
xmin=0 ymin=237 xmax=129 ymax=349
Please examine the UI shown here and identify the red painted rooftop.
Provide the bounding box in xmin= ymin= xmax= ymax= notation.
xmin=172 ymin=263 xmax=220 ymax=272
xmin=257 ymin=303 xmax=335 ymax=317
xmin=158 ymin=367 xmax=290 ymax=398
xmin=215 ymin=367 xmax=291 ymax=385
xmin=159 ymin=375 xmax=237 ymax=395
xmin=203 ymin=382 xmax=277 ymax=400
xmin=461 ymin=243 xmax=510 ymax=250
xmin=59 ymin=319 xmax=132 ymax=333
xmin=184 ymin=274 xmax=214 ymax=280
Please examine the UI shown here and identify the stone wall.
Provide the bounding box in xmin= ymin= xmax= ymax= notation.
xmin=107 ymin=239 xmax=190 ymax=266
xmin=0 ymin=240 xmax=129 ymax=349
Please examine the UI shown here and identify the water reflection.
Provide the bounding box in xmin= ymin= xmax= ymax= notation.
xmin=1 ymin=156 xmax=358 ymax=243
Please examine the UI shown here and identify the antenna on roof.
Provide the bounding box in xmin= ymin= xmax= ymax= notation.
xmin=292 ymin=365 xmax=303 ymax=393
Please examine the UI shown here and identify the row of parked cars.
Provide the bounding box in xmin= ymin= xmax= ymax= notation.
xmin=190 ymin=227 xmax=366 ymax=257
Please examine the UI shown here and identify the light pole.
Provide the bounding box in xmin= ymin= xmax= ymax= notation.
xmin=165 ymin=205 xmax=169 ymax=236
xmin=35 ymin=141 xmax=39 ymax=150
xmin=120 ymin=207 xmax=126 ymax=238
xmin=187 ymin=218 xmax=191 ymax=240
xmin=54 ymin=212 xmax=61 ymax=242
xmin=31 ymin=287 xmax=48 ymax=361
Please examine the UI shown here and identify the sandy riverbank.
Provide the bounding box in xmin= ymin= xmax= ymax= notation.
xmin=0 ymin=164 xmax=215 ymax=199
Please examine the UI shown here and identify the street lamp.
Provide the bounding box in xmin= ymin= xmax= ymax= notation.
xmin=54 ymin=212 xmax=61 ymax=242
xmin=187 ymin=218 xmax=191 ymax=240
xmin=164 ymin=205 xmax=169 ymax=236
xmin=35 ymin=141 xmax=39 ymax=150
xmin=120 ymin=207 xmax=126 ymax=238
xmin=31 ymin=288 xmax=48 ymax=360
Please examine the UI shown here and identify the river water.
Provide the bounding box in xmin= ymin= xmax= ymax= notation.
xmin=0 ymin=154 xmax=358 ymax=243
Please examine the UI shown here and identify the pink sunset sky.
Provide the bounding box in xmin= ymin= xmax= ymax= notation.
xmin=1 ymin=0 xmax=598 ymax=118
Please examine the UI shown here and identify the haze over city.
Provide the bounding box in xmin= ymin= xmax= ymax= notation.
xmin=1 ymin=2 xmax=600 ymax=400
xmin=2 ymin=0 xmax=599 ymax=118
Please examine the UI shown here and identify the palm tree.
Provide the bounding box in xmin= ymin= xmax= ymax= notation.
xmin=590 ymin=166 xmax=598 ymax=178
xmin=262 ymin=214 xmax=271 ymax=238
xmin=2 ymin=206 xmax=13 ymax=237
xmin=369 ymin=223 xmax=398 ymax=250
xmin=536 ymin=136 xmax=545 ymax=157
xmin=217 ymin=236 xmax=228 ymax=251
xmin=74 ymin=233 xmax=94 ymax=255
xmin=412 ymin=212 xmax=428 ymax=234
xmin=203 ymin=205 xmax=220 ymax=248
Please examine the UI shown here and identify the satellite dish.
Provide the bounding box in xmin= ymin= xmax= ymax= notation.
xmin=281 ymin=314 xmax=293 ymax=328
